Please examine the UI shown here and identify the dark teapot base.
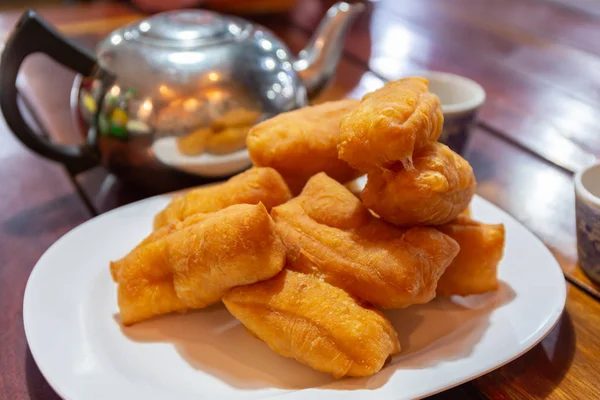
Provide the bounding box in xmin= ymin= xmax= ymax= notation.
xmin=98 ymin=134 xmax=248 ymax=194
xmin=104 ymin=163 xmax=248 ymax=196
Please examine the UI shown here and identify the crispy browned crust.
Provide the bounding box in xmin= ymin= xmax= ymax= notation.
xmin=153 ymin=167 xmax=292 ymax=229
xmin=436 ymin=216 xmax=505 ymax=296
xmin=223 ymin=270 xmax=400 ymax=378
xmin=338 ymin=77 xmax=443 ymax=171
xmin=361 ymin=143 xmax=476 ymax=226
xmin=247 ymin=99 xmax=362 ymax=194
xmin=271 ymin=173 xmax=460 ymax=308
xmin=112 ymin=203 xmax=286 ymax=325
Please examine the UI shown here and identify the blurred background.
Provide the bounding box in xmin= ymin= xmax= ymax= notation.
xmin=0 ymin=0 xmax=301 ymax=13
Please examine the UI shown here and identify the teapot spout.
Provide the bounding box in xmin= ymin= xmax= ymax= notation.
xmin=293 ymin=1 xmax=364 ymax=100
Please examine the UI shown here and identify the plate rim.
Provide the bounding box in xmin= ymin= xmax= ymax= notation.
xmin=23 ymin=193 xmax=567 ymax=400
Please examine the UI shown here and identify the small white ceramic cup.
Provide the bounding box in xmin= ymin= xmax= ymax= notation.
xmin=419 ymin=72 xmax=486 ymax=154
xmin=575 ymin=163 xmax=600 ymax=284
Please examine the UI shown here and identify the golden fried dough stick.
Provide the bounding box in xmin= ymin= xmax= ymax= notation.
xmin=223 ymin=270 xmax=400 ymax=378
xmin=210 ymin=108 xmax=260 ymax=131
xmin=111 ymin=203 xmax=286 ymax=325
xmin=206 ymin=126 xmax=250 ymax=155
xmin=271 ymin=173 xmax=459 ymax=308
xmin=176 ymin=127 xmax=211 ymax=156
xmin=247 ymin=99 xmax=362 ymax=194
xmin=154 ymin=167 xmax=292 ymax=229
xmin=436 ymin=215 xmax=505 ymax=296
xmin=338 ymin=77 xmax=443 ymax=171
xmin=140 ymin=213 xmax=212 ymax=247
xmin=175 ymin=108 xmax=259 ymax=156
xmin=362 ymin=143 xmax=476 ymax=226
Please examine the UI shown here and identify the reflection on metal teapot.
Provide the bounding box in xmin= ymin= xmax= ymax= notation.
xmin=0 ymin=3 xmax=364 ymax=192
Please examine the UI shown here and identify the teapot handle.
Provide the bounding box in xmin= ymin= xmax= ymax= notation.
xmin=0 ymin=10 xmax=111 ymax=174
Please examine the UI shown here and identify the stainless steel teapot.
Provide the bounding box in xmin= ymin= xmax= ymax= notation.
xmin=0 ymin=2 xmax=363 ymax=191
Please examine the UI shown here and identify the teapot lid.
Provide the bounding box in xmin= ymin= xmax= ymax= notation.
xmin=95 ymin=9 xmax=260 ymax=97
xmin=122 ymin=10 xmax=250 ymax=47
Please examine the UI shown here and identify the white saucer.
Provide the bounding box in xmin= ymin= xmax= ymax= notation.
xmin=152 ymin=137 xmax=252 ymax=177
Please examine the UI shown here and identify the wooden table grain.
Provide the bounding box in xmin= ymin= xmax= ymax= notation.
xmin=1 ymin=1 xmax=599 ymax=399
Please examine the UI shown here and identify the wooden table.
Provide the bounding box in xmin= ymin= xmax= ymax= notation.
xmin=1 ymin=0 xmax=600 ymax=398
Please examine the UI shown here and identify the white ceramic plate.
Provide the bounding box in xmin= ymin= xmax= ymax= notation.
xmin=23 ymin=194 xmax=566 ymax=400
xmin=152 ymin=137 xmax=252 ymax=177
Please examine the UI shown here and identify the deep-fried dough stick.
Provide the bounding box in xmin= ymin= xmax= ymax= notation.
xmin=223 ymin=270 xmax=400 ymax=378
xmin=111 ymin=203 xmax=286 ymax=325
xmin=176 ymin=127 xmax=211 ymax=156
xmin=362 ymin=143 xmax=476 ymax=226
xmin=247 ymin=99 xmax=362 ymax=194
xmin=154 ymin=167 xmax=291 ymax=229
xmin=271 ymin=173 xmax=459 ymax=308
xmin=338 ymin=77 xmax=443 ymax=171
xmin=436 ymin=215 xmax=505 ymax=296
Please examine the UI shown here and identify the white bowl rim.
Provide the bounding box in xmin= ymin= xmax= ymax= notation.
xmin=413 ymin=71 xmax=486 ymax=115
xmin=575 ymin=162 xmax=600 ymax=207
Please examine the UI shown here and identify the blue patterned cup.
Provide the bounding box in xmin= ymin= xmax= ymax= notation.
xmin=575 ymin=163 xmax=600 ymax=284
xmin=421 ymin=72 xmax=486 ymax=155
